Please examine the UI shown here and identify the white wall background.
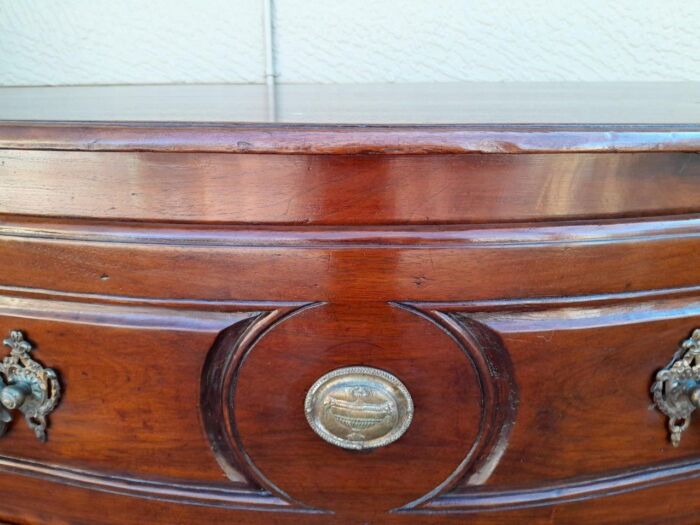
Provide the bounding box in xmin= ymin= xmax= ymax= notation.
xmin=1 ymin=0 xmax=699 ymax=86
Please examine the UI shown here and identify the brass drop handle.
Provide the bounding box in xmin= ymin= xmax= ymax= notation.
xmin=652 ymin=329 xmax=700 ymax=447
xmin=0 ymin=331 xmax=61 ymax=442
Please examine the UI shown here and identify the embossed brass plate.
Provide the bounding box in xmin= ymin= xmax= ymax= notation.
xmin=304 ymin=366 xmax=413 ymax=450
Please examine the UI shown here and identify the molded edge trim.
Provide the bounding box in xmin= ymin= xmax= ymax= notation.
xmin=404 ymin=458 xmax=700 ymax=514
xmin=1 ymin=122 xmax=700 ymax=154
xmin=0 ymin=454 xmax=319 ymax=512
xmin=1 ymin=216 xmax=699 ymax=248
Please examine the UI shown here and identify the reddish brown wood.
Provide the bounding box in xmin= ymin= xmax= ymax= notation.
xmin=0 ymin=225 xmax=698 ymax=303
xmin=1 ymin=87 xmax=700 ymax=523
xmin=2 ymin=122 xmax=700 ymax=154
xmin=231 ymin=302 xmax=512 ymax=512
xmin=415 ymin=295 xmax=700 ymax=505
xmin=0 ymin=299 xmax=263 ymax=484
xmin=3 ymin=468 xmax=700 ymax=525
xmin=1 ymin=150 xmax=699 ymax=224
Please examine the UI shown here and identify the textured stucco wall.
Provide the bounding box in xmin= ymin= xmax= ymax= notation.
xmin=1 ymin=0 xmax=699 ymax=86
xmin=0 ymin=0 xmax=265 ymax=85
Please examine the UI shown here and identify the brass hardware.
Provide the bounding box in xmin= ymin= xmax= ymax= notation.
xmin=304 ymin=366 xmax=413 ymax=450
xmin=652 ymin=329 xmax=700 ymax=447
xmin=0 ymin=331 xmax=61 ymax=442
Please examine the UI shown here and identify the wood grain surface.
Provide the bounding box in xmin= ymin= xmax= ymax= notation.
xmin=1 ymin=151 xmax=699 ymax=223
xmin=0 ymin=106 xmax=699 ymax=523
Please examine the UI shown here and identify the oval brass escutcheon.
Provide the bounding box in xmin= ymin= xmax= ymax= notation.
xmin=304 ymin=366 xmax=414 ymax=450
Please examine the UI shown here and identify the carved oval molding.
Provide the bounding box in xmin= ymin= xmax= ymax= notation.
xmin=200 ymin=302 xmax=519 ymax=512
xmin=395 ymin=304 xmax=520 ymax=509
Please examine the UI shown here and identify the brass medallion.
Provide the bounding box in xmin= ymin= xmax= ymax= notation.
xmin=304 ymin=366 xmax=413 ymax=450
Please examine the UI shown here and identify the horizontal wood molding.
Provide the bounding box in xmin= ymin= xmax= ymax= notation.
xmin=2 ymin=429 xmax=700 ymax=514
xmin=0 ymin=230 xmax=698 ymax=303
xmin=413 ymin=458 xmax=700 ymax=513
xmin=2 ymin=122 xmax=700 ymax=154
xmin=1 ymin=215 xmax=699 ymax=247
xmin=0 ymin=454 xmax=297 ymax=512
xmin=0 ymin=295 xmax=257 ymax=332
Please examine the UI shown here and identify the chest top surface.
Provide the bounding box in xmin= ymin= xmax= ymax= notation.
xmin=0 ymin=82 xmax=699 ymax=154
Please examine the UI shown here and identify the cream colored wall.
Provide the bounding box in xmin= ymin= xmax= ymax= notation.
xmin=1 ymin=0 xmax=698 ymax=86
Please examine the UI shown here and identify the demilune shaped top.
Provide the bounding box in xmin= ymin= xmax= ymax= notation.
xmin=0 ymin=82 xmax=699 ymax=154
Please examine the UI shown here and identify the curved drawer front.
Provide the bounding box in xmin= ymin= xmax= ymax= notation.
xmin=0 ymin=297 xmax=285 ymax=488
xmin=0 ymin=151 xmax=699 ymax=523
xmin=1 ymin=150 xmax=699 ymax=224
xmin=0 ymin=143 xmax=700 ymax=524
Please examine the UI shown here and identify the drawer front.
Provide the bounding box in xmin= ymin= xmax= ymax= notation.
xmin=1 ymin=150 xmax=700 ymax=224
xmin=0 ymin=298 xmax=270 ymax=486
xmin=0 ymin=151 xmax=699 ymax=523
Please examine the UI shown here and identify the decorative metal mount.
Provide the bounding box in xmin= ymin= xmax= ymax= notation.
xmin=0 ymin=331 xmax=61 ymax=442
xmin=305 ymin=366 xmax=413 ymax=450
xmin=652 ymin=329 xmax=700 ymax=447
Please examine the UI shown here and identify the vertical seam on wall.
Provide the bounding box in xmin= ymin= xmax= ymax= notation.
xmin=263 ymin=0 xmax=277 ymax=121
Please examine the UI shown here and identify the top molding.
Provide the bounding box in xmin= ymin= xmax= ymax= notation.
xmin=2 ymin=122 xmax=700 ymax=154
xmin=1 ymin=83 xmax=699 ymax=153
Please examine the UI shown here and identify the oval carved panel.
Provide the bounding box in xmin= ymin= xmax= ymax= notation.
xmin=201 ymin=302 xmax=518 ymax=512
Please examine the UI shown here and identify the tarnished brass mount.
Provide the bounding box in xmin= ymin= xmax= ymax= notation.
xmin=0 ymin=331 xmax=61 ymax=442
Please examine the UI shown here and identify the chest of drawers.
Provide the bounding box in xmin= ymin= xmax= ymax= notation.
xmin=0 ymin=83 xmax=699 ymax=524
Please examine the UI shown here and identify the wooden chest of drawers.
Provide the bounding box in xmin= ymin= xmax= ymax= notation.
xmin=0 ymin=83 xmax=699 ymax=524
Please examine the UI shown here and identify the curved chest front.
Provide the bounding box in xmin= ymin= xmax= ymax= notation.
xmin=0 ymin=143 xmax=699 ymax=524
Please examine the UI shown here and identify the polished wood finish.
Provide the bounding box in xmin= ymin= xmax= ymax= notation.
xmin=3 ymin=122 xmax=700 ymax=154
xmin=1 ymin=151 xmax=700 ymax=223
xmin=232 ymin=302 xmax=508 ymax=512
xmin=0 ymin=222 xmax=698 ymax=302
xmin=0 ymin=83 xmax=699 ymax=523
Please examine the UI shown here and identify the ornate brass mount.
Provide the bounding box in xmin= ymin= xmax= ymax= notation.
xmin=0 ymin=331 xmax=61 ymax=442
xmin=305 ymin=366 xmax=413 ymax=450
xmin=652 ymin=329 xmax=700 ymax=447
